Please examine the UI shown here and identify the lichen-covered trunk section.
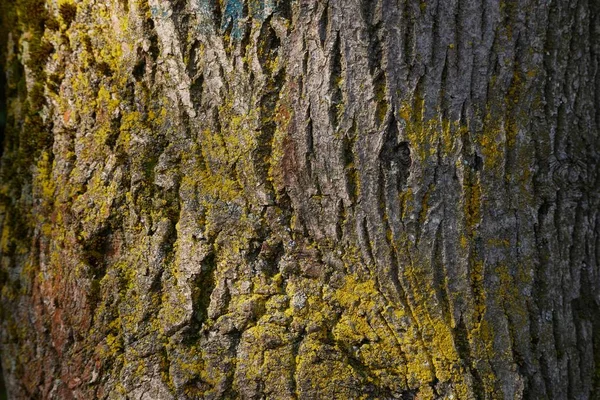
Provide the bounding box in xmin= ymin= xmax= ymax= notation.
xmin=0 ymin=0 xmax=598 ymax=399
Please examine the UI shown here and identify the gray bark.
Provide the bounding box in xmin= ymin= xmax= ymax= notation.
xmin=0 ymin=0 xmax=599 ymax=398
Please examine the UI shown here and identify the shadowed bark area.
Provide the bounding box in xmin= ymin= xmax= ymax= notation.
xmin=0 ymin=0 xmax=599 ymax=399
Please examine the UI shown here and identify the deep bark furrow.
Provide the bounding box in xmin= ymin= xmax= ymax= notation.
xmin=0 ymin=0 xmax=598 ymax=399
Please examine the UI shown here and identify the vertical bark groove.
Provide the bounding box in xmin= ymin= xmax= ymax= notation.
xmin=0 ymin=0 xmax=598 ymax=398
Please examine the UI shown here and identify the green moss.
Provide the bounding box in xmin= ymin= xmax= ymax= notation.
xmin=26 ymin=39 xmax=53 ymax=78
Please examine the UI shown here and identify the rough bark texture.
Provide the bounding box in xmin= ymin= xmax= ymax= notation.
xmin=1 ymin=0 xmax=599 ymax=398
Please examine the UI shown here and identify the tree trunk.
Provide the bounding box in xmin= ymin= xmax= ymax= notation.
xmin=1 ymin=0 xmax=599 ymax=398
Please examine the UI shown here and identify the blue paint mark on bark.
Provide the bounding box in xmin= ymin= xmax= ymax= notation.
xmin=190 ymin=0 xmax=282 ymax=40
xmin=221 ymin=0 xmax=245 ymax=40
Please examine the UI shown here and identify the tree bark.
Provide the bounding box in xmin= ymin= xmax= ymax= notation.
xmin=0 ymin=0 xmax=599 ymax=398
